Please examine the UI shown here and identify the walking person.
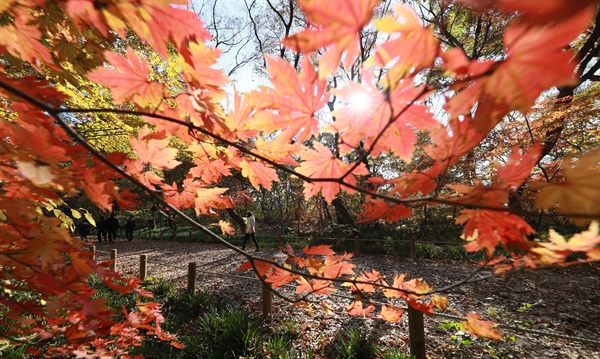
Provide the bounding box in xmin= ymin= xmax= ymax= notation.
xmin=125 ymin=215 xmax=136 ymax=242
xmin=105 ymin=213 xmax=119 ymax=243
xmin=97 ymin=216 xmax=107 ymax=241
xmin=78 ymin=219 xmax=91 ymax=242
xmin=242 ymin=211 xmax=260 ymax=251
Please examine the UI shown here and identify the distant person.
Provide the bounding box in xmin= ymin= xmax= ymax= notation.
xmin=97 ymin=216 xmax=107 ymax=241
xmin=78 ymin=219 xmax=91 ymax=242
xmin=242 ymin=211 xmax=260 ymax=251
xmin=125 ymin=215 xmax=136 ymax=242
xmin=105 ymin=213 xmax=119 ymax=243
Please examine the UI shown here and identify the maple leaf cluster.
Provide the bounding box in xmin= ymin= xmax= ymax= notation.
xmin=0 ymin=0 xmax=598 ymax=354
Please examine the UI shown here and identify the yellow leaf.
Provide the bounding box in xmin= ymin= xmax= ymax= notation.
xmin=531 ymin=148 xmax=600 ymax=224
xmin=71 ymin=209 xmax=82 ymax=219
xmin=84 ymin=212 xmax=96 ymax=227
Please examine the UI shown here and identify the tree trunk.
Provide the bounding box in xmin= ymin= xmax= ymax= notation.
xmin=227 ymin=208 xmax=246 ymax=233
xmin=332 ymin=197 xmax=355 ymax=226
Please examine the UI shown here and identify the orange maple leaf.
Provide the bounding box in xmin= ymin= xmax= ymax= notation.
xmin=346 ymin=300 xmax=375 ymax=317
xmin=161 ymin=179 xmax=196 ymax=210
xmin=194 ymin=187 xmax=233 ymax=216
xmin=369 ymin=4 xmax=439 ymax=85
xmin=129 ymin=129 xmax=181 ymax=170
xmin=445 ymin=8 xmax=592 ymax=130
xmin=282 ymin=0 xmax=379 ymax=78
xmin=190 ymin=157 xmax=231 ymax=184
xmin=237 ymin=259 xmax=273 ymax=278
xmin=424 ymin=116 xmax=485 ymax=165
xmin=0 ymin=16 xmax=53 ymax=70
xmin=266 ymin=266 xmax=297 ymax=289
xmin=249 ymin=57 xmax=329 ymax=143
xmin=548 ymin=221 xmax=600 ymax=253
xmin=296 ymin=143 xmax=368 ymax=202
xmin=328 ymin=71 xmax=436 ymax=159
xmin=131 ymin=1 xmax=212 ymax=62
xmin=382 ymin=274 xmax=408 ymax=299
xmin=239 ymin=160 xmax=279 ymax=190
xmin=213 ymin=220 xmax=235 ymax=236
xmin=462 ymin=313 xmax=502 ymax=340
xmin=379 ymin=303 xmax=403 ymax=323
xmin=87 ymin=49 xmax=164 ymax=107
xmin=27 ymin=233 xmax=66 ymax=269
xmin=302 ymin=245 xmax=336 ymax=256
xmin=295 ymin=276 xmax=335 ymax=295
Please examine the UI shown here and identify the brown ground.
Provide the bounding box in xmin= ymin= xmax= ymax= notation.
xmin=92 ymin=239 xmax=600 ymax=359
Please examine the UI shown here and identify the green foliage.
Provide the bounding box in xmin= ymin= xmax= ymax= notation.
xmin=89 ymin=274 xmax=138 ymax=316
xmin=0 ymin=339 xmax=28 ymax=359
xmin=438 ymin=320 xmax=472 ymax=347
xmin=194 ymin=306 xmax=262 ymax=359
xmin=144 ymin=276 xmax=178 ymax=302
xmin=377 ymin=347 xmax=413 ymax=359
xmin=331 ymin=328 xmax=377 ymax=359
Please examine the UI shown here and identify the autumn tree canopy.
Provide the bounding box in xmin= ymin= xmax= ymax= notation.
xmin=0 ymin=0 xmax=599 ymax=357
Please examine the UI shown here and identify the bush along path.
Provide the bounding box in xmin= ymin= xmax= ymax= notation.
xmin=87 ymin=239 xmax=600 ymax=359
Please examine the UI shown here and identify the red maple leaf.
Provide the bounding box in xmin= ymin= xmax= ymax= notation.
xmin=457 ymin=209 xmax=534 ymax=253
xmin=359 ymin=199 xmax=411 ymax=223
xmin=494 ymin=145 xmax=542 ymax=190
xmin=266 ymin=266 xmax=298 ymax=289
xmin=457 ymin=0 xmax=596 ymax=24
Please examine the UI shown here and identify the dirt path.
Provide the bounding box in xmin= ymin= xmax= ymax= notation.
xmin=93 ymin=239 xmax=600 ymax=358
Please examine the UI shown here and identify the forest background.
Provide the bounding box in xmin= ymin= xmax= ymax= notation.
xmin=0 ymin=0 xmax=599 ymax=358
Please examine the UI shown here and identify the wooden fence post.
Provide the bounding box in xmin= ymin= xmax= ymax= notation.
xmin=140 ymin=254 xmax=148 ymax=281
xmin=110 ymin=249 xmax=117 ymax=271
xmin=189 ymin=230 xmax=192 ymax=241
xmin=262 ymin=282 xmax=272 ymax=318
xmin=187 ymin=262 xmax=197 ymax=294
xmin=160 ymin=229 xmax=163 ymax=240
xmin=354 ymin=236 xmax=360 ymax=255
xmin=410 ymin=238 xmax=417 ymax=260
xmin=408 ymin=306 xmax=426 ymax=359
xmin=90 ymin=246 xmax=96 ymax=260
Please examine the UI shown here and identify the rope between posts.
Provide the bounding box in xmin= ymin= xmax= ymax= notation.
xmin=96 ymin=248 xmax=600 ymax=347
xmin=431 ymin=311 xmax=600 ymax=346
xmin=146 ymin=259 xmax=188 ymax=271
xmin=326 ymin=291 xmax=600 ymax=347
xmin=195 ymin=269 xmax=260 ymax=282
xmin=184 ymin=268 xmax=600 ymax=346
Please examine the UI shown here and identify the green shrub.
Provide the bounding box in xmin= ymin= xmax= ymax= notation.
xmin=377 ymin=347 xmax=412 ymax=359
xmin=194 ymin=306 xmax=262 ymax=359
xmin=331 ymin=328 xmax=377 ymax=359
